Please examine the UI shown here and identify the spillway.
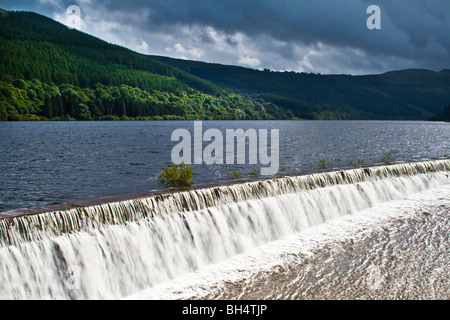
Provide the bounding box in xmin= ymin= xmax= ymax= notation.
xmin=0 ymin=160 xmax=449 ymax=299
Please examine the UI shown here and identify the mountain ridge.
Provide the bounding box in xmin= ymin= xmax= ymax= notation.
xmin=149 ymin=55 xmax=450 ymax=120
xmin=1 ymin=10 xmax=449 ymax=121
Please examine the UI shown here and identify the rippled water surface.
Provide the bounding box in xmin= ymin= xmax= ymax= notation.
xmin=1 ymin=120 xmax=449 ymax=211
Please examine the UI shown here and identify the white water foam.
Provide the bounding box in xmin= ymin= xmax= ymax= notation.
xmin=127 ymin=184 xmax=450 ymax=300
xmin=0 ymin=161 xmax=449 ymax=299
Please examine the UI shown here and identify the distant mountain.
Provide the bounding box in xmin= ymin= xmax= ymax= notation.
xmin=150 ymin=56 xmax=450 ymax=120
xmin=1 ymin=10 xmax=449 ymax=121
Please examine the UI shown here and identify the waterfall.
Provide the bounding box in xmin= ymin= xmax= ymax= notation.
xmin=0 ymin=160 xmax=449 ymax=299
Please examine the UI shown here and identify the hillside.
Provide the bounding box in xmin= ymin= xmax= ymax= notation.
xmin=428 ymin=104 xmax=450 ymax=122
xmin=150 ymin=56 xmax=450 ymax=120
xmin=1 ymin=10 xmax=449 ymax=121
xmin=0 ymin=11 xmax=286 ymax=121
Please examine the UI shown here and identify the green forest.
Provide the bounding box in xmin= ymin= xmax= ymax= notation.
xmin=1 ymin=10 xmax=450 ymax=121
xmin=0 ymin=79 xmax=286 ymax=121
xmin=0 ymin=11 xmax=287 ymax=121
xmin=152 ymin=56 xmax=450 ymax=120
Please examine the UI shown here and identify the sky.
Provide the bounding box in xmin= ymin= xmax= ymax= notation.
xmin=1 ymin=0 xmax=449 ymax=75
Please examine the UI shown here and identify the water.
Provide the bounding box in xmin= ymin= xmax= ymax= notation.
xmin=129 ymin=184 xmax=450 ymax=300
xmin=0 ymin=120 xmax=449 ymax=300
xmin=0 ymin=160 xmax=449 ymax=299
xmin=0 ymin=120 xmax=449 ymax=212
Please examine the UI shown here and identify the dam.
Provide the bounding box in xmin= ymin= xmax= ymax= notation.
xmin=0 ymin=160 xmax=449 ymax=299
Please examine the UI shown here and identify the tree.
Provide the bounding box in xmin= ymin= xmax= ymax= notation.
xmin=428 ymin=104 xmax=450 ymax=122
xmin=42 ymin=95 xmax=53 ymax=118
xmin=443 ymin=104 xmax=450 ymax=122
xmin=76 ymin=103 xmax=92 ymax=120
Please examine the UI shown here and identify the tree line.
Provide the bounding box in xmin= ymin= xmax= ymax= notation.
xmin=0 ymin=79 xmax=287 ymax=121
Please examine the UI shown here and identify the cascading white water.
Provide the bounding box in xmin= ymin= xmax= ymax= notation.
xmin=0 ymin=160 xmax=449 ymax=299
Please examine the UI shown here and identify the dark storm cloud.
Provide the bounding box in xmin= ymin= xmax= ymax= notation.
xmin=99 ymin=0 xmax=450 ymax=57
xmin=2 ymin=0 xmax=449 ymax=74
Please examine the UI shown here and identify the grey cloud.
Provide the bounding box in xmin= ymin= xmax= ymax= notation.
xmin=2 ymin=0 xmax=449 ymax=74
xmin=95 ymin=0 xmax=450 ymax=72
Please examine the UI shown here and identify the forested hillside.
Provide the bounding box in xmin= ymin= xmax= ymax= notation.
xmin=1 ymin=10 xmax=449 ymax=121
xmin=0 ymin=11 xmax=286 ymax=121
xmin=151 ymin=56 xmax=450 ymax=120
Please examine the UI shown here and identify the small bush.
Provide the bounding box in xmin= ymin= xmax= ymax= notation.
xmin=317 ymin=158 xmax=333 ymax=169
xmin=349 ymin=158 xmax=365 ymax=165
xmin=157 ymin=162 xmax=195 ymax=188
xmin=371 ymin=152 xmax=395 ymax=164
xmin=249 ymin=170 xmax=259 ymax=176
xmin=228 ymin=170 xmax=244 ymax=179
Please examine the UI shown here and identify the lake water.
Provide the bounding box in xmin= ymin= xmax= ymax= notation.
xmin=0 ymin=120 xmax=449 ymax=212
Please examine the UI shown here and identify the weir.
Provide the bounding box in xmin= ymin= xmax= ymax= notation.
xmin=0 ymin=160 xmax=449 ymax=299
